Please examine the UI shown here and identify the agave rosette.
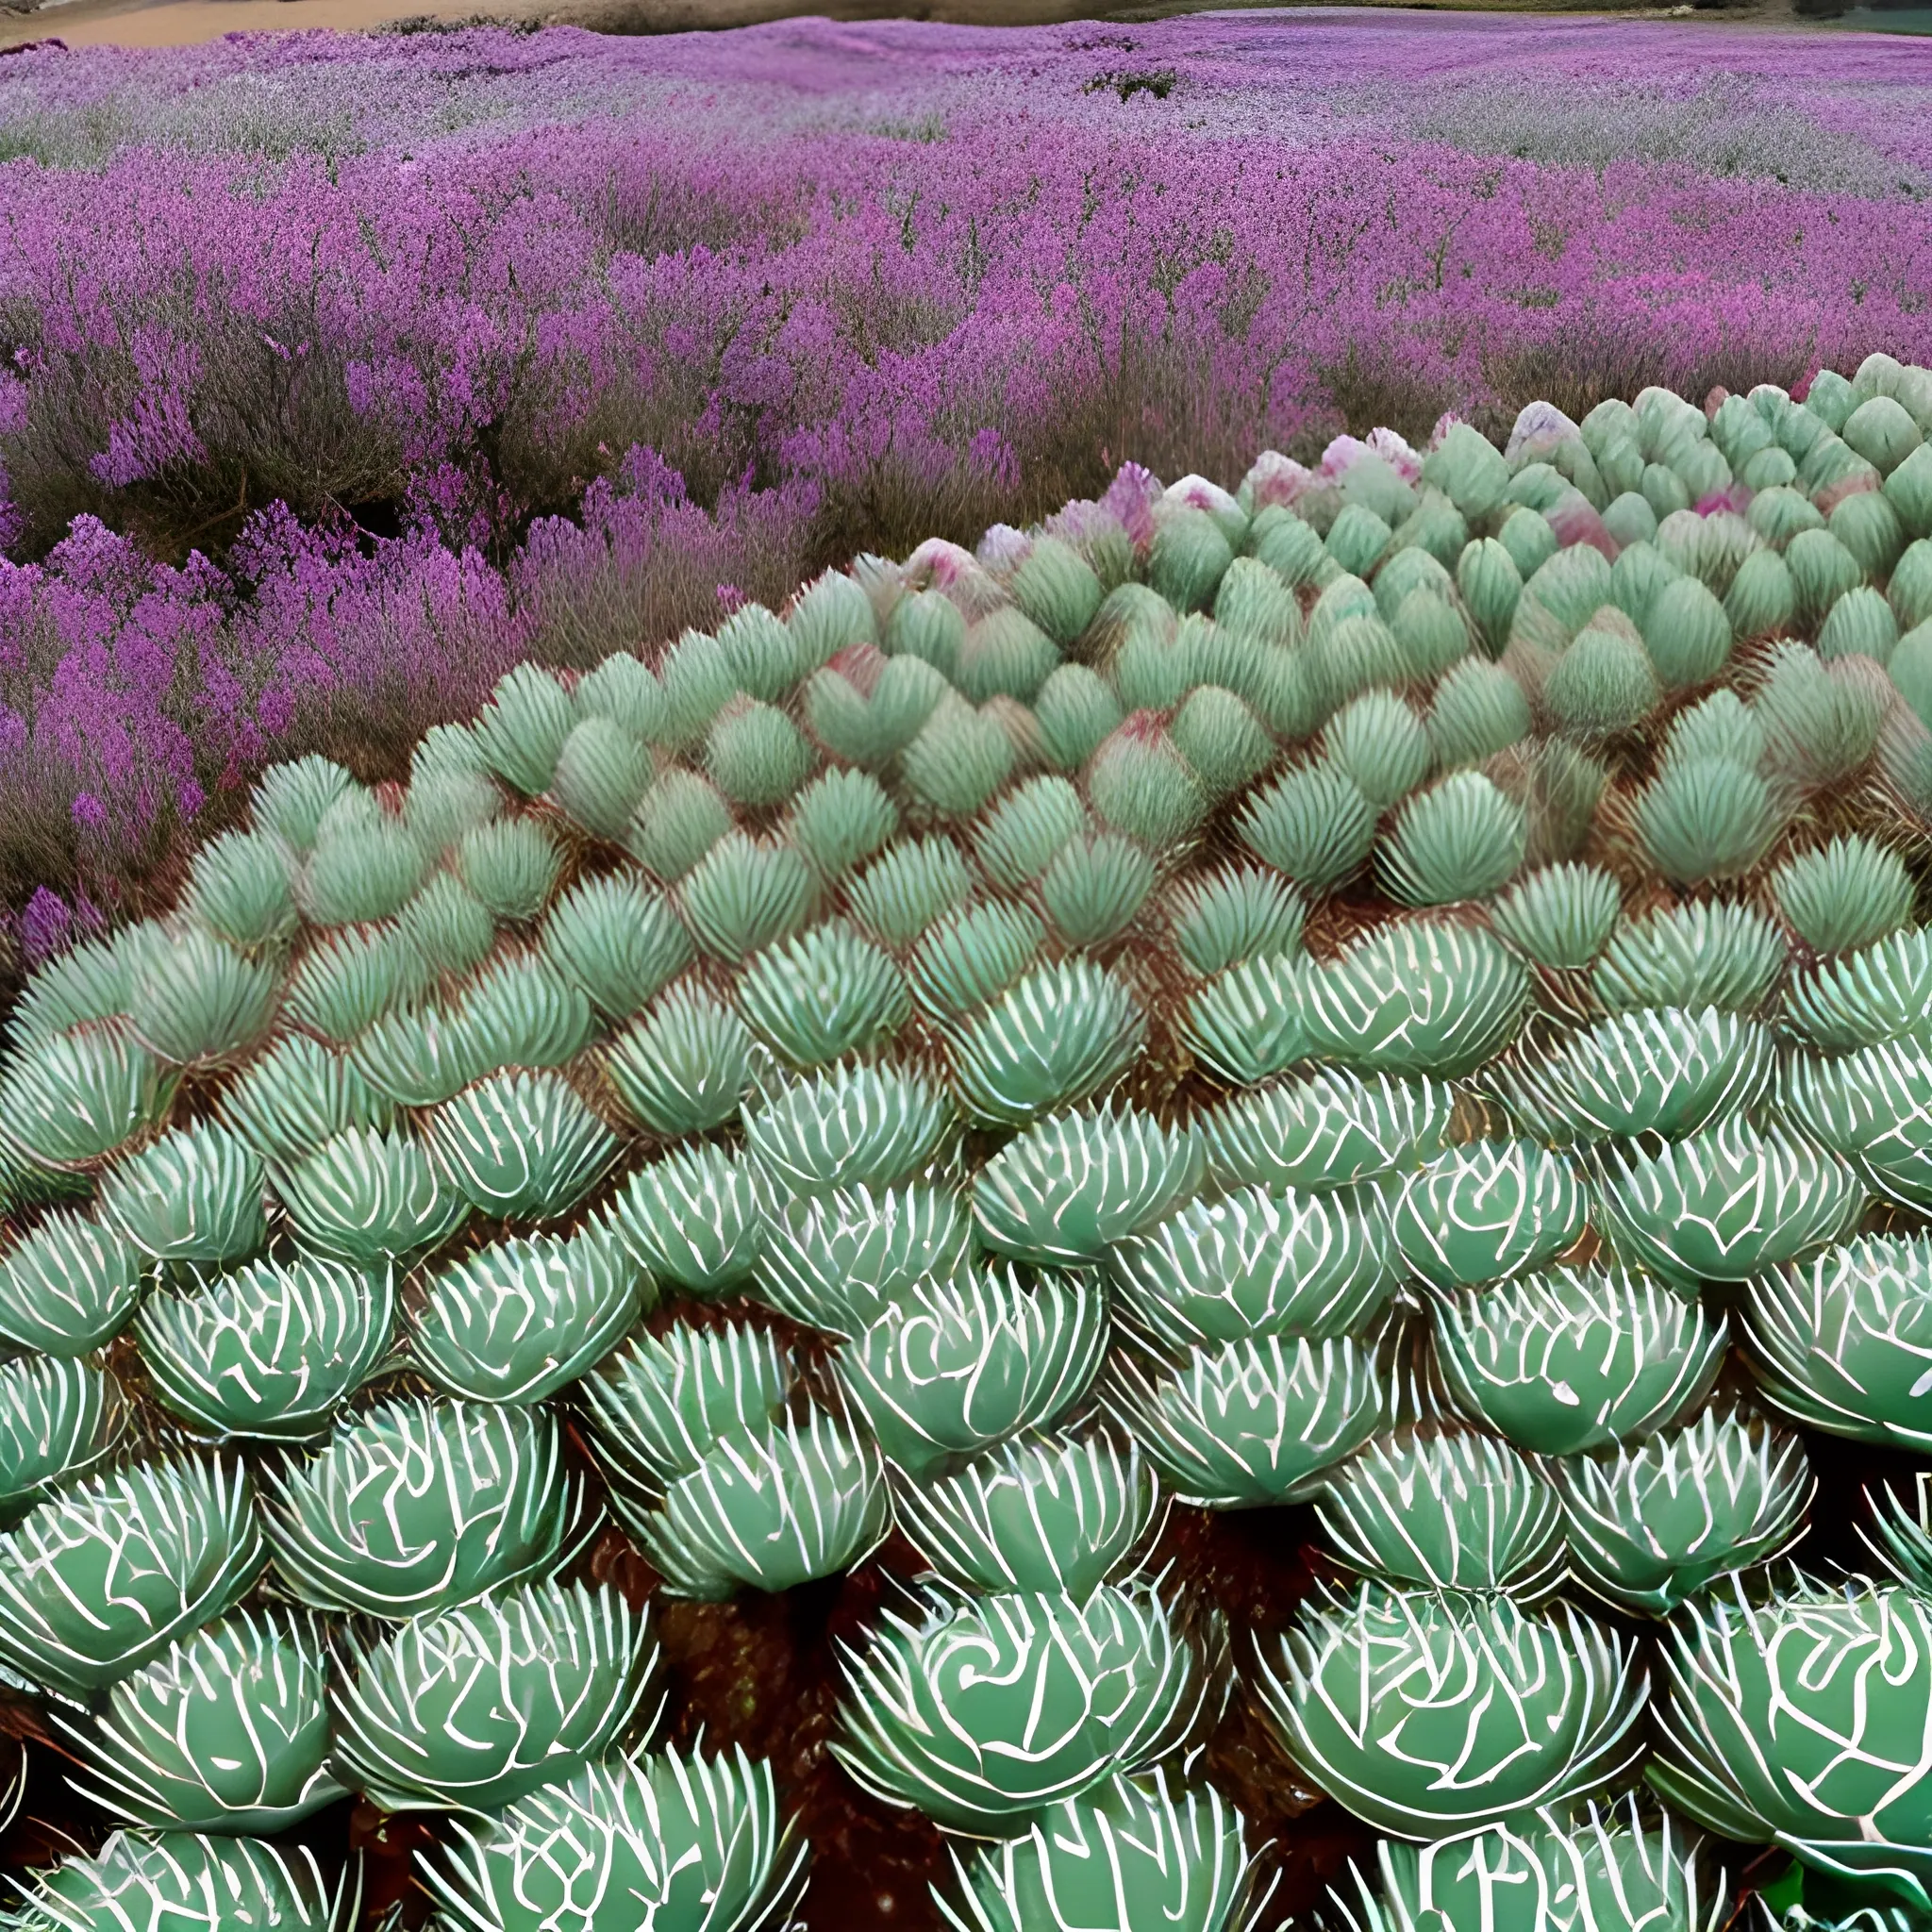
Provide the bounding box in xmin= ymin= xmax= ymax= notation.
xmin=1252 ymin=1583 xmax=1646 ymax=1840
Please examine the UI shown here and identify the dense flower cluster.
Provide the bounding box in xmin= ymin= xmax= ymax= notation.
xmin=4 ymin=351 xmax=1932 ymax=1930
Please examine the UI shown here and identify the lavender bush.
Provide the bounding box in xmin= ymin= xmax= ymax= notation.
xmin=0 ymin=9 xmax=1929 ymax=939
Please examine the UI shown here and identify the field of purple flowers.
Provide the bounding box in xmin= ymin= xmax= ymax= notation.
xmin=1 ymin=8 xmax=1929 ymax=951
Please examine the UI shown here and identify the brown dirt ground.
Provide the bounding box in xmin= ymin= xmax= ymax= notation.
xmin=0 ymin=0 xmax=1833 ymax=58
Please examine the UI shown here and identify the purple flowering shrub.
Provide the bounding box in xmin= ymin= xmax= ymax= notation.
xmin=0 ymin=10 xmax=1928 ymax=941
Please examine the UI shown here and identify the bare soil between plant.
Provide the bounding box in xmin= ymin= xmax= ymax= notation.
xmin=0 ymin=0 xmax=1847 ymax=58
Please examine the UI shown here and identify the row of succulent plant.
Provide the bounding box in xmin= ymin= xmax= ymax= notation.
xmin=5 ymin=353 xmax=1932 ymax=1932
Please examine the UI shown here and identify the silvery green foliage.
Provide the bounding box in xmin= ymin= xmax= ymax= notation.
xmin=428 ymin=1070 xmax=619 ymax=1222
xmin=833 ymin=1582 xmax=1206 ymax=1833
xmin=973 ymin=1108 xmax=1203 ymax=1266
xmin=741 ymin=1064 xmax=956 ymax=1198
xmin=1105 ymin=1334 xmax=1383 ymax=1508
xmin=627 ymin=1407 xmax=891 ymax=1601
xmin=581 ymin=1320 xmax=794 ymax=1497
xmin=609 ymin=1141 xmax=764 ymax=1296
xmin=134 ymin=1253 xmax=393 ymax=1441
xmin=263 ymin=1397 xmax=584 ymax=1621
xmin=1433 ymin=1267 xmax=1725 ymax=1455
xmin=275 ymin=1125 xmax=470 ymax=1267
xmin=0 ymin=1024 xmax=175 ymax=1170
xmin=939 ymin=1769 xmax=1263 ymax=1932
xmin=97 ymin=1122 xmax=266 ymax=1267
xmin=1108 ymin=1184 xmax=1401 ymax=1348
xmin=1592 ymin=1120 xmax=1862 ymax=1284
xmin=1860 ymin=1474 xmax=1932 ymax=1592
xmin=1488 ymin=1007 xmax=1775 ymax=1143
xmin=1784 ymin=1039 xmax=1932 ymax=1213
xmin=65 ymin=1611 xmax=342 ymax=1831
xmin=1649 ymin=1576 xmax=1932 ymax=1910
xmin=835 ymin=1267 xmax=1108 ymax=1478
xmin=1741 ymin=1235 xmax=1932 ymax=1449
xmin=0 ymin=1455 xmax=264 ymax=1702
xmin=1333 ymin=1797 xmax=1722 ymax=1932
xmin=1390 ymin=1140 xmax=1586 ymax=1291
xmin=1783 ymin=928 xmax=1932 ymax=1053
xmin=332 ymin=1579 xmax=661 ymax=1814
xmin=894 ymin=1433 xmax=1163 ymax=1600
xmin=1201 ymin=1069 xmax=1455 ymax=1192
xmin=0 ymin=1211 xmax=144 ymax=1355
xmin=425 ymin=1746 xmax=808 ymax=1932
xmin=0 ymin=1357 xmax=125 ymax=1518
xmin=1550 ymin=1407 xmax=1814 ymax=1616
xmin=1252 ymin=1584 xmax=1646 ymax=1839
xmin=758 ymin=1182 xmax=971 ymax=1338
xmin=1317 ymin=1429 xmax=1564 ymax=1596
xmin=947 ymin=958 xmax=1146 ymax=1128
xmin=4 ymin=1833 xmax=357 ymax=1932
xmin=409 ymin=1224 xmax=648 ymax=1405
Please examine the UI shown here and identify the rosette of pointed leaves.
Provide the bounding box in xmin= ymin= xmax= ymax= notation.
xmin=1784 ymin=1040 xmax=1932 ymax=1213
xmin=1740 ymin=1235 xmax=1932 ymax=1450
xmin=580 ymin=1320 xmax=794 ymax=1495
xmin=833 ymin=1582 xmax=1204 ymax=1833
xmin=275 ymin=1125 xmax=470 ymax=1267
xmin=1182 ymin=953 xmax=1307 ymax=1087
xmin=894 ymin=1433 xmax=1162 ymax=1601
xmin=605 ymin=985 xmax=756 ymax=1138
xmin=541 ymin=874 xmax=692 ymax=1024
xmin=973 ymin=1108 xmax=1202 ymax=1267
xmin=1252 ymin=1584 xmax=1645 ymax=1840
xmin=0 ymin=1455 xmax=263 ymax=1701
xmin=1299 ymin=923 xmax=1527 ymax=1077
xmin=1859 ymin=1477 xmax=1932 ymax=1592
xmin=126 ymin=926 xmax=279 ymax=1069
xmin=425 ymin=1747 xmax=807 ymax=1932
xmin=0 ymin=1212 xmax=143 ymax=1355
xmin=1390 ymin=1141 xmax=1586 ymax=1291
xmin=1105 ymin=1334 xmax=1382 ymax=1508
xmin=736 ymin=921 xmax=910 ymax=1069
xmin=5 ymin=1835 xmax=355 ymax=1932
xmin=1649 ymin=1577 xmax=1932 ymax=1909
xmin=1784 ymin=929 xmax=1932 ymax=1053
xmin=332 ymin=1579 xmax=661 ymax=1814
xmin=741 ymin=1065 xmax=955 ymax=1199
xmin=0 ymin=1357 xmax=124 ymax=1519
xmin=1551 ymin=1407 xmax=1814 ymax=1616
xmin=263 ymin=1397 xmax=583 ymax=1621
xmin=1201 ymin=1069 xmax=1455 ymax=1193
xmin=949 ymin=959 xmax=1146 ymax=1128
xmin=1108 ymin=1184 xmax=1401 ymax=1348
xmin=1490 ymin=1008 xmax=1775 ymax=1144
xmin=66 ymin=1611 xmax=341 ymax=1831
xmin=1489 ymin=862 xmax=1623 ymax=973
xmin=1336 ymin=1797 xmax=1721 ymax=1932
xmin=1592 ymin=900 xmax=1786 ymax=1016
xmin=410 ymin=1224 xmax=647 ymax=1405
xmin=135 ymin=1252 xmax=394 ymax=1441
xmin=427 ymin=1072 xmax=618 ymax=1223
xmin=218 ymin=1035 xmax=396 ymax=1166
xmin=835 ymin=1268 xmax=1107 ymax=1479
xmin=1317 ymin=1429 xmax=1564 ymax=1597
xmin=1433 ymin=1267 xmax=1726 ymax=1455
xmin=0 ymin=1025 xmax=175 ymax=1172
xmin=96 ymin=1123 xmax=266 ymax=1268
xmin=608 ymin=1142 xmax=763 ymax=1296
xmin=758 ymin=1183 xmax=971 ymax=1337
xmin=625 ymin=1407 xmax=891 ymax=1601
xmin=1592 ymin=1121 xmax=1862 ymax=1284
xmin=939 ymin=1769 xmax=1260 ymax=1932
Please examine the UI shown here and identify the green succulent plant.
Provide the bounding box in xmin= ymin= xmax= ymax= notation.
xmin=1783 ymin=1039 xmax=1932 ymax=1213
xmin=939 ymin=1769 xmax=1260 ymax=1932
xmin=604 ymin=983 xmax=758 ymax=1138
xmin=948 ymin=959 xmax=1146 ymax=1127
xmin=65 ymin=1611 xmax=341 ymax=1831
xmin=0 ymin=1211 xmax=143 ymax=1355
xmin=0 ymin=1454 xmax=264 ymax=1701
xmin=758 ymin=1181 xmax=970 ymax=1337
xmin=1433 ymin=1266 xmax=1726 ymax=1456
xmin=1317 ymin=1428 xmax=1565 ymax=1596
xmin=894 ymin=1432 xmax=1162 ymax=1600
xmin=5 ymin=1833 xmax=357 ymax=1932
xmin=97 ymin=1123 xmax=267 ymax=1268
xmin=1252 ymin=1584 xmax=1645 ymax=1840
xmin=263 ymin=1396 xmax=584 ymax=1620
xmin=0 ymin=1357 xmax=125 ymax=1520
xmin=1552 ymin=1406 xmax=1815 ymax=1616
xmin=608 ymin=1141 xmax=764 ymax=1295
xmin=275 ymin=1124 xmax=470 ymax=1267
xmin=835 ymin=1267 xmax=1107 ymax=1478
xmin=0 ymin=1024 xmax=176 ymax=1171
xmin=1108 ymin=1182 xmax=1400 ymax=1348
xmin=1858 ymin=1474 xmax=1932 ymax=1591
xmin=625 ymin=1406 xmax=891 ymax=1600
xmin=1390 ymin=1140 xmax=1586 ymax=1291
xmin=1649 ymin=1576 xmax=1932 ymax=1911
xmin=134 ymin=1251 xmax=394 ymax=1441
xmin=1183 ymin=953 xmax=1307 ymax=1087
xmin=1487 ymin=861 xmax=1623 ymax=971
xmin=834 ymin=1582 xmax=1205 ymax=1833
xmin=1201 ymin=1066 xmax=1454 ymax=1195
xmin=332 ymin=1578 xmax=661 ymax=1813
xmin=1740 ymin=1234 xmax=1932 ymax=1450
xmin=1784 ymin=928 xmax=1932 ymax=1052
xmin=1593 ymin=899 xmax=1787 ymax=1015
xmin=1105 ymin=1333 xmax=1382 ymax=1508
xmin=410 ymin=1223 xmax=648 ymax=1404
